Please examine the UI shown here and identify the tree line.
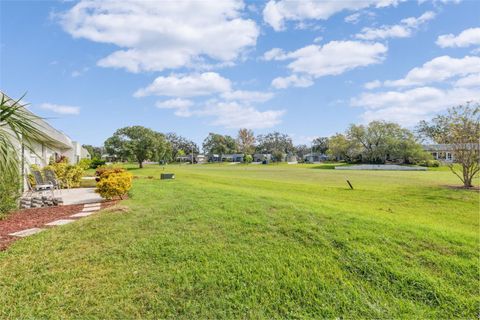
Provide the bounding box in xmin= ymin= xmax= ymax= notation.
xmin=99 ymin=103 xmax=478 ymax=187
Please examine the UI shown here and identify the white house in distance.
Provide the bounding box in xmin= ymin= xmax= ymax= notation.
xmin=422 ymin=144 xmax=454 ymax=162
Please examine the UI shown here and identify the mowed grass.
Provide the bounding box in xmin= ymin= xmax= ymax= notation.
xmin=0 ymin=164 xmax=478 ymax=318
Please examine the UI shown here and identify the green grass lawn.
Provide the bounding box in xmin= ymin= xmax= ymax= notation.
xmin=1 ymin=164 xmax=478 ymax=318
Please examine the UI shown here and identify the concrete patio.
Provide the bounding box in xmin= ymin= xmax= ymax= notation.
xmin=54 ymin=188 xmax=103 ymax=205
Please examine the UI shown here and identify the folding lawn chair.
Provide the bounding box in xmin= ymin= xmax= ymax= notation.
xmin=44 ymin=169 xmax=63 ymax=192
xmin=31 ymin=170 xmax=55 ymax=198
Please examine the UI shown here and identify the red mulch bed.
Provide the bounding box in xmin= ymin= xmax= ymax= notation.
xmin=0 ymin=201 xmax=118 ymax=251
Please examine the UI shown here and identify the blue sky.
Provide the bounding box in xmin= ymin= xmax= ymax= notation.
xmin=1 ymin=0 xmax=479 ymax=147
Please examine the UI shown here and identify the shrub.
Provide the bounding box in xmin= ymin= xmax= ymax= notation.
xmin=95 ymin=165 xmax=124 ymax=177
xmin=244 ymin=154 xmax=253 ymax=163
xmin=0 ymin=173 xmax=21 ymax=217
xmin=419 ymin=160 xmax=440 ymax=167
xmin=90 ymin=158 xmax=106 ymax=169
xmin=45 ymin=162 xmax=84 ymax=188
xmin=95 ymin=171 xmax=132 ymax=200
xmin=78 ymin=158 xmax=92 ymax=170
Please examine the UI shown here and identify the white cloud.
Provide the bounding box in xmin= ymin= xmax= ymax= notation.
xmin=271 ymin=74 xmax=314 ymax=89
xmin=263 ymin=0 xmax=403 ymax=31
xmin=263 ymin=48 xmax=287 ymax=61
xmin=436 ymin=27 xmax=480 ymax=48
xmin=38 ymin=103 xmax=80 ymax=115
xmin=353 ymin=53 xmax=480 ymax=125
xmin=278 ymin=41 xmax=387 ymax=78
xmin=345 ymin=11 xmax=376 ymax=24
xmin=155 ymin=99 xmax=285 ymax=129
xmin=221 ymin=90 xmax=274 ymax=102
xmin=345 ymin=12 xmax=362 ymax=24
xmin=134 ymin=72 xmax=231 ymax=98
xmin=364 ymin=80 xmax=381 ymax=89
xmin=383 ymin=55 xmax=480 ymax=87
xmin=59 ymin=0 xmax=259 ymax=73
xmin=201 ymin=101 xmax=285 ymax=129
xmin=352 ymin=86 xmax=480 ymax=125
xmin=156 ymin=98 xmax=194 ymax=117
xmin=266 ymin=41 xmax=386 ymax=89
xmin=454 ymin=73 xmax=480 ymax=88
xmin=71 ymin=67 xmax=89 ymax=77
xmin=355 ymin=11 xmax=435 ymax=40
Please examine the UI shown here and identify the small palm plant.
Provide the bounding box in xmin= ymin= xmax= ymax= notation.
xmin=0 ymin=93 xmax=56 ymax=214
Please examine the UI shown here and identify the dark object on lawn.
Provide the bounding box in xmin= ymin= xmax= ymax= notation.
xmin=346 ymin=179 xmax=354 ymax=190
xmin=161 ymin=173 xmax=175 ymax=180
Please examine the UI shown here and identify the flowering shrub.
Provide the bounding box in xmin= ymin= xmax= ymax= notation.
xmin=95 ymin=166 xmax=124 ymax=181
xmin=44 ymin=162 xmax=84 ymax=188
xmin=95 ymin=171 xmax=132 ymax=200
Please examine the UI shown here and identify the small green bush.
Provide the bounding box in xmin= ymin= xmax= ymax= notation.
xmin=244 ymin=154 xmax=253 ymax=163
xmin=78 ymin=158 xmax=92 ymax=170
xmin=419 ymin=160 xmax=440 ymax=167
xmin=90 ymin=158 xmax=106 ymax=169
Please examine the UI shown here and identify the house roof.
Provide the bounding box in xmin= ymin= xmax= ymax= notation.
xmin=422 ymin=144 xmax=453 ymax=151
xmin=1 ymin=92 xmax=73 ymax=150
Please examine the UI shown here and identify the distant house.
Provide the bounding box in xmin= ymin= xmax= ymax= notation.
xmin=195 ymin=154 xmax=207 ymax=163
xmin=304 ymin=153 xmax=328 ymax=163
xmin=423 ymin=144 xmax=454 ymax=162
xmin=175 ymin=154 xmax=206 ymax=163
xmin=207 ymin=154 xmax=244 ymax=162
xmin=253 ymin=153 xmax=272 ymax=163
xmin=222 ymin=153 xmax=244 ymax=162
xmin=101 ymin=154 xmax=117 ymax=162
xmin=286 ymin=154 xmax=297 ymax=163
xmin=176 ymin=155 xmax=192 ymax=163
xmin=209 ymin=154 xmax=221 ymax=162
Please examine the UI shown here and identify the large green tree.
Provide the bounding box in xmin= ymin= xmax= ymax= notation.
xmin=165 ymin=133 xmax=199 ymax=161
xmin=417 ymin=103 xmax=480 ymax=187
xmin=312 ymin=137 xmax=329 ymax=154
xmin=256 ymin=132 xmax=294 ymax=156
xmin=327 ymin=133 xmax=361 ymax=162
xmin=104 ymin=126 xmax=167 ymax=168
xmin=347 ymin=121 xmax=425 ymax=164
xmin=202 ymin=133 xmax=237 ymax=156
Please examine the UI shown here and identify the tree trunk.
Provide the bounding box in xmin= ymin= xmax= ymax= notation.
xmin=139 ymin=161 xmax=143 ymax=168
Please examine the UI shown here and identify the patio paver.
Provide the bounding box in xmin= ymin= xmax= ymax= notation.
xmin=84 ymin=203 xmax=102 ymax=208
xmin=46 ymin=219 xmax=75 ymax=226
xmin=9 ymin=228 xmax=45 ymax=237
xmin=70 ymin=211 xmax=95 ymax=218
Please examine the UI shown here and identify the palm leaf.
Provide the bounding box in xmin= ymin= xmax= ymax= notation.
xmin=0 ymin=92 xmax=58 ymax=179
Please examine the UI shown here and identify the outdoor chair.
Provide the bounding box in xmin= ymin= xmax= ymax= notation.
xmin=44 ymin=169 xmax=63 ymax=191
xmin=31 ymin=170 xmax=55 ymax=197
